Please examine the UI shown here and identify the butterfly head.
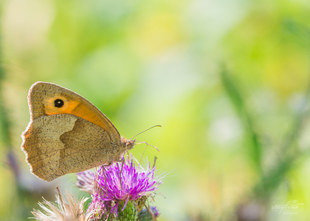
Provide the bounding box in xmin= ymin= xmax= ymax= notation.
xmin=121 ymin=137 xmax=135 ymax=151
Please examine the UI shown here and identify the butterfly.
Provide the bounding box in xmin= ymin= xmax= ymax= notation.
xmin=21 ymin=82 xmax=135 ymax=181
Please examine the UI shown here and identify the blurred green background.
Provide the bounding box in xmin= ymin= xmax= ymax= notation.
xmin=1 ymin=0 xmax=310 ymax=220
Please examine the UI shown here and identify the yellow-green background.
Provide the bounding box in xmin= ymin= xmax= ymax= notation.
xmin=1 ymin=0 xmax=310 ymax=220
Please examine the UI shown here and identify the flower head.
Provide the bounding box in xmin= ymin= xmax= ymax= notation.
xmin=32 ymin=193 xmax=91 ymax=221
xmin=77 ymin=155 xmax=161 ymax=218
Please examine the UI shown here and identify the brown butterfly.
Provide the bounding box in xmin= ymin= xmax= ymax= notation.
xmin=21 ymin=82 xmax=135 ymax=181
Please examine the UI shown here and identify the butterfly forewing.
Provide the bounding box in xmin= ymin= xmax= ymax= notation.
xmin=21 ymin=82 xmax=133 ymax=181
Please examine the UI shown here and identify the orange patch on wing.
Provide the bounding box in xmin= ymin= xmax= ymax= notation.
xmin=43 ymin=95 xmax=110 ymax=131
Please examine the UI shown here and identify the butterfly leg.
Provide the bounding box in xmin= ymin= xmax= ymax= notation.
xmin=119 ymin=158 xmax=125 ymax=190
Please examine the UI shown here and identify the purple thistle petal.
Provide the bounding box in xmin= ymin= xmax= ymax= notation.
xmin=85 ymin=154 xmax=161 ymax=217
xmin=122 ymin=195 xmax=130 ymax=211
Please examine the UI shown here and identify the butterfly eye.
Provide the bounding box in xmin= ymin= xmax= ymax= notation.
xmin=54 ymin=99 xmax=64 ymax=108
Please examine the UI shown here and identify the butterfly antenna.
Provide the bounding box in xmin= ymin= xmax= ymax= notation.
xmin=130 ymin=125 xmax=162 ymax=140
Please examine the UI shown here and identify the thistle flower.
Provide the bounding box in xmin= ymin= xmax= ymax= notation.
xmin=32 ymin=193 xmax=91 ymax=221
xmin=77 ymin=155 xmax=161 ymax=219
